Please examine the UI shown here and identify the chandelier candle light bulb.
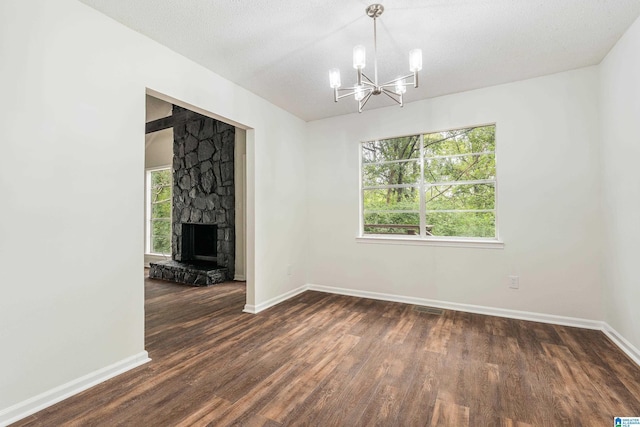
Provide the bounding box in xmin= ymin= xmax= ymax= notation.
xmin=353 ymin=45 xmax=366 ymax=69
xmin=329 ymin=68 xmax=341 ymax=88
xmin=353 ymin=45 xmax=366 ymax=85
xmin=410 ymin=49 xmax=423 ymax=72
xmin=329 ymin=3 xmax=422 ymax=113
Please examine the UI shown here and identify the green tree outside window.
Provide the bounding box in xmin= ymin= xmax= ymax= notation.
xmin=149 ymin=168 xmax=172 ymax=254
xmin=362 ymin=125 xmax=496 ymax=238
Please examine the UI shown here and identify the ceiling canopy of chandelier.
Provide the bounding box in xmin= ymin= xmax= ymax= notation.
xmin=329 ymin=4 xmax=422 ymax=113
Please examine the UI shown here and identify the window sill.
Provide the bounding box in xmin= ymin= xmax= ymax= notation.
xmin=356 ymin=235 xmax=504 ymax=249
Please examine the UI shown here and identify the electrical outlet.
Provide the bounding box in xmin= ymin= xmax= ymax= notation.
xmin=508 ymin=275 xmax=519 ymax=289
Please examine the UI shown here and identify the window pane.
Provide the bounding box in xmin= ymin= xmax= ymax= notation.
xmin=362 ymin=135 xmax=420 ymax=163
xmin=364 ymin=212 xmax=420 ymax=235
xmin=150 ymin=169 xmax=172 ymax=220
xmin=151 ymin=169 xmax=172 ymax=190
xmin=148 ymin=168 xmax=172 ymax=254
xmin=364 ymin=188 xmax=419 ymax=212
xmin=425 ymin=154 xmax=495 ymax=183
xmin=426 ymin=183 xmax=495 ymax=211
xmin=426 ymin=212 xmax=495 ymax=238
xmin=151 ymin=219 xmax=171 ymax=254
xmin=363 ymin=160 xmax=420 ymax=186
xmin=151 ymin=199 xmax=171 ymax=219
xmin=424 ymin=125 xmax=495 ymax=158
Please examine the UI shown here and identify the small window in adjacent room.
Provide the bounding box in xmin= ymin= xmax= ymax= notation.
xmin=361 ymin=124 xmax=497 ymax=240
xmin=146 ymin=167 xmax=172 ymax=255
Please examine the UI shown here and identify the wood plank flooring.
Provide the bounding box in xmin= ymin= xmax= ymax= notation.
xmin=12 ymin=274 xmax=640 ymax=426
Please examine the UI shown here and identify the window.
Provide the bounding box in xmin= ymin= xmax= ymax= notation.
xmin=361 ymin=124 xmax=496 ymax=240
xmin=146 ymin=167 xmax=172 ymax=255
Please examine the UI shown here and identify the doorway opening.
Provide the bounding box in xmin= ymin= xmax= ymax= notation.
xmin=143 ymin=92 xmax=249 ymax=293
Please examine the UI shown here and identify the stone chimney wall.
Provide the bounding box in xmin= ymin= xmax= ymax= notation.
xmin=171 ymin=106 xmax=235 ymax=278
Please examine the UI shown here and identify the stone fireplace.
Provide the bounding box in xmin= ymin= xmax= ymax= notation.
xmin=149 ymin=107 xmax=235 ymax=286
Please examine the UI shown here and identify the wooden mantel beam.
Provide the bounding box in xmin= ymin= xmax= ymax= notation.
xmin=145 ymin=109 xmax=203 ymax=134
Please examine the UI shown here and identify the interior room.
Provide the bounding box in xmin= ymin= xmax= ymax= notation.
xmin=1 ymin=0 xmax=639 ymax=425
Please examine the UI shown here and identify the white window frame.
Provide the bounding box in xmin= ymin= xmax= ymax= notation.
xmin=357 ymin=124 xmax=504 ymax=249
xmin=145 ymin=165 xmax=173 ymax=256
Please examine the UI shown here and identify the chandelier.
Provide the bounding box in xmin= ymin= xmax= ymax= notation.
xmin=329 ymin=4 xmax=422 ymax=113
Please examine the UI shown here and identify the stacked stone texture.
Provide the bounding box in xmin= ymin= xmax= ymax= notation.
xmin=149 ymin=260 xmax=227 ymax=286
xmin=171 ymin=106 xmax=235 ymax=279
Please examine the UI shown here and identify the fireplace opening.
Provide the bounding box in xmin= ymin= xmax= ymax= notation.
xmin=181 ymin=223 xmax=217 ymax=264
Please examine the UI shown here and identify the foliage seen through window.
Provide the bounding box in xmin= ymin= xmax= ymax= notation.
xmin=148 ymin=168 xmax=172 ymax=254
xmin=361 ymin=125 xmax=496 ymax=239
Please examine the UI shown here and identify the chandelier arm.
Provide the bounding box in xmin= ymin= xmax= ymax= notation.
xmin=358 ymin=91 xmax=374 ymax=113
xmin=336 ymin=93 xmax=354 ymax=100
xmin=336 ymin=85 xmax=373 ymax=92
xmin=381 ymin=73 xmax=417 ymax=87
xmin=360 ymin=73 xmax=376 ymax=85
xmin=335 ymin=90 xmax=359 ymax=100
xmin=336 ymin=86 xmax=374 ymax=101
xmin=381 ymin=88 xmax=403 ymax=105
xmin=336 ymin=92 xmax=356 ymax=100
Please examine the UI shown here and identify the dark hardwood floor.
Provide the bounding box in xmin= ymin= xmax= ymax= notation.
xmin=12 ymin=273 xmax=640 ymax=426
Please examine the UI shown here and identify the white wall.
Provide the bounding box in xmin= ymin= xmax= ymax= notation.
xmin=306 ymin=68 xmax=603 ymax=320
xmin=0 ymin=0 xmax=307 ymax=417
xmin=235 ymin=129 xmax=247 ymax=281
xmin=145 ymin=95 xmax=173 ymax=170
xmin=145 ymin=129 xmax=173 ymax=169
xmin=600 ymin=16 xmax=640 ymax=352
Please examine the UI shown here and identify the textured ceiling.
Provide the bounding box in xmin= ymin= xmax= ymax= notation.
xmin=81 ymin=0 xmax=640 ymax=122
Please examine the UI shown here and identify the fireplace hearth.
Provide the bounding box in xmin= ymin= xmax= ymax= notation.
xmin=149 ymin=259 xmax=227 ymax=286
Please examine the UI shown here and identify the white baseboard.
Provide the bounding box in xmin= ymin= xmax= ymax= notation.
xmin=243 ymin=285 xmax=307 ymax=314
xmin=602 ymin=323 xmax=640 ymax=366
xmin=306 ymin=284 xmax=602 ymax=330
xmin=233 ymin=274 xmax=246 ymax=282
xmin=0 ymin=351 xmax=150 ymax=427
